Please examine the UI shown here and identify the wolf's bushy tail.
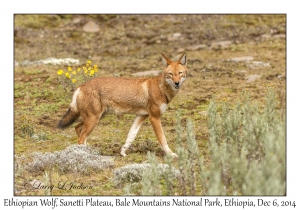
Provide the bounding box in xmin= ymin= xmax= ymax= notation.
xmin=57 ymin=108 xmax=79 ymax=129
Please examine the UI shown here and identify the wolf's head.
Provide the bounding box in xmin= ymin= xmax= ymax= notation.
xmin=161 ymin=53 xmax=188 ymax=90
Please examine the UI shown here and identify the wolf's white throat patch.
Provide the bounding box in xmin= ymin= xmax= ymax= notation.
xmin=70 ymin=88 xmax=81 ymax=112
xmin=160 ymin=103 xmax=168 ymax=114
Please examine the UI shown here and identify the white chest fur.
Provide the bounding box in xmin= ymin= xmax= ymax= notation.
xmin=160 ymin=103 xmax=168 ymax=114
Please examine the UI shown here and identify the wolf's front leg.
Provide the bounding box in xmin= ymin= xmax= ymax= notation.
xmin=149 ymin=115 xmax=178 ymax=158
xmin=121 ymin=115 xmax=148 ymax=156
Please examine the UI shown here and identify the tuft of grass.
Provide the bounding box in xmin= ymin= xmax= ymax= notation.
xmin=113 ymin=160 xmax=179 ymax=189
xmin=14 ymin=14 xmax=71 ymax=29
xmin=20 ymin=116 xmax=35 ymax=138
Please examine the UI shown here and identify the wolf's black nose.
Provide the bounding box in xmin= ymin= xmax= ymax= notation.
xmin=174 ymin=82 xmax=180 ymax=86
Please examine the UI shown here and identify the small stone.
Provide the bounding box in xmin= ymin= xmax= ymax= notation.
xmin=245 ymin=74 xmax=261 ymax=83
xmin=173 ymin=33 xmax=181 ymax=38
xmin=261 ymin=34 xmax=271 ymax=40
xmin=187 ymin=44 xmax=207 ymax=51
xmin=167 ymin=33 xmax=182 ymax=41
xmin=199 ymin=111 xmax=208 ymax=116
xmin=229 ymin=56 xmax=254 ymax=62
xmin=251 ymin=61 xmax=270 ymax=67
xmin=273 ymin=34 xmax=286 ymax=39
xmin=73 ymin=18 xmax=82 ymax=24
xmin=176 ymin=48 xmax=185 ymax=53
xmin=277 ymin=75 xmax=283 ymax=79
xmin=235 ymin=70 xmax=248 ymax=75
xmin=83 ymin=21 xmax=100 ymax=33
xmin=211 ymin=40 xmax=232 ymax=50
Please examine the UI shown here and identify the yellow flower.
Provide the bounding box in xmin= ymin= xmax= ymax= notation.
xmin=86 ymin=60 xmax=91 ymax=67
xmin=71 ymin=79 xmax=77 ymax=83
xmin=93 ymin=65 xmax=98 ymax=72
xmin=77 ymin=67 xmax=81 ymax=72
xmin=65 ymin=72 xmax=70 ymax=79
xmin=57 ymin=70 xmax=64 ymax=75
xmin=68 ymin=66 xmax=72 ymax=71
xmin=89 ymin=70 xmax=95 ymax=76
xmin=72 ymin=71 xmax=76 ymax=75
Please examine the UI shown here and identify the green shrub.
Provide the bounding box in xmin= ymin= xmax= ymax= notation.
xmin=205 ymin=90 xmax=285 ymax=195
xmin=125 ymin=90 xmax=285 ymax=195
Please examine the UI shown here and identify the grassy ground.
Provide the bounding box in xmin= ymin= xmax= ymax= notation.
xmin=14 ymin=14 xmax=286 ymax=195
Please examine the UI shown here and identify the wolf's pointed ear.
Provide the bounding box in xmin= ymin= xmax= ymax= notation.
xmin=178 ymin=53 xmax=187 ymax=66
xmin=161 ymin=53 xmax=172 ymax=67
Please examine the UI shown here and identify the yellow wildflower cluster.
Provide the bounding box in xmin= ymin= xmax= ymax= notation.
xmin=57 ymin=60 xmax=99 ymax=92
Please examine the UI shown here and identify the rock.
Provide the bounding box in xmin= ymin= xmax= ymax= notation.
xmin=73 ymin=17 xmax=82 ymax=24
xmin=250 ymin=61 xmax=270 ymax=67
xmin=277 ymin=75 xmax=284 ymax=79
xmin=273 ymin=34 xmax=286 ymax=39
xmin=187 ymin=44 xmax=207 ymax=51
xmin=235 ymin=70 xmax=248 ymax=75
xmin=176 ymin=48 xmax=185 ymax=53
xmin=132 ymin=70 xmax=161 ymax=77
xmin=211 ymin=40 xmax=232 ymax=50
xmin=167 ymin=32 xmax=182 ymax=41
xmin=229 ymin=56 xmax=254 ymax=62
xmin=173 ymin=32 xmax=181 ymax=38
xmin=247 ymin=61 xmax=271 ymax=69
xmin=261 ymin=34 xmax=271 ymax=40
xmin=83 ymin=21 xmax=100 ymax=33
xmin=41 ymin=58 xmax=80 ymax=65
xmin=15 ymin=58 xmax=80 ymax=66
xmin=245 ymin=74 xmax=261 ymax=83
xmin=199 ymin=111 xmax=208 ymax=116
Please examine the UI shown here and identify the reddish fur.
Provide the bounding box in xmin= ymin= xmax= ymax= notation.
xmin=58 ymin=53 xmax=188 ymax=157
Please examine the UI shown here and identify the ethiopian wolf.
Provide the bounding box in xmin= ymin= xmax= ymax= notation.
xmin=58 ymin=53 xmax=188 ymax=157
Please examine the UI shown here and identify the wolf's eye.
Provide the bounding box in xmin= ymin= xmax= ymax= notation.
xmin=168 ymin=72 xmax=173 ymax=76
xmin=179 ymin=71 xmax=183 ymax=75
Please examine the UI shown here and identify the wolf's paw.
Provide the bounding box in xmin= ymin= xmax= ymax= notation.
xmin=120 ymin=151 xmax=127 ymax=157
xmin=169 ymin=152 xmax=178 ymax=158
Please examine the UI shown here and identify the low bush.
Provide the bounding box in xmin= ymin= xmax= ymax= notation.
xmin=124 ymin=90 xmax=285 ymax=195
xmin=26 ymin=145 xmax=113 ymax=175
xmin=113 ymin=159 xmax=180 ymax=188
